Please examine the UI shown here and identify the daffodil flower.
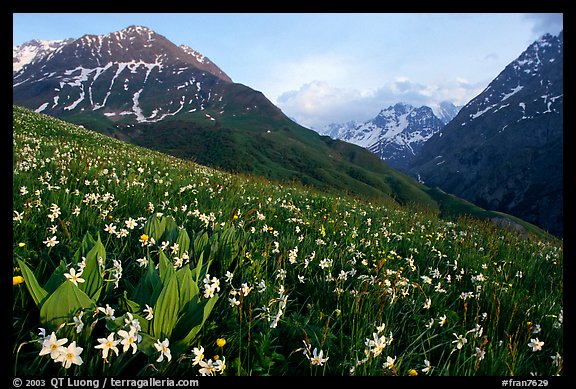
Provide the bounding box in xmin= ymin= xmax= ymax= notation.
xmin=310 ymin=348 xmax=329 ymax=366
xmin=192 ymin=346 xmax=204 ymax=366
xmin=154 ymin=338 xmax=172 ymax=362
xmin=422 ymin=359 xmax=432 ymax=374
xmin=97 ymin=304 xmax=116 ymax=320
xmin=94 ymin=333 xmax=120 ymax=360
xmin=73 ymin=311 xmax=84 ymax=333
xmin=64 ymin=267 xmax=85 ymax=286
xmin=213 ymin=356 xmax=226 ymax=373
xmin=383 ymin=355 xmax=396 ymax=369
xmin=39 ymin=332 xmax=68 ymax=360
xmin=43 ymin=235 xmax=59 ymax=247
xmin=528 ymin=338 xmax=544 ymax=352
xmin=55 ymin=341 xmax=83 ymax=369
xmin=144 ymin=304 xmax=154 ymax=321
xmin=452 ymin=333 xmax=468 ymax=350
xmin=118 ymin=328 xmax=141 ymax=354
xmin=198 ymin=359 xmax=216 ymax=376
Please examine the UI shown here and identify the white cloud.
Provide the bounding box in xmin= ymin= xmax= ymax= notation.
xmin=276 ymin=81 xmax=370 ymax=129
xmin=521 ymin=13 xmax=563 ymax=36
xmin=277 ymin=77 xmax=486 ymax=129
xmin=247 ymin=52 xmax=361 ymax=104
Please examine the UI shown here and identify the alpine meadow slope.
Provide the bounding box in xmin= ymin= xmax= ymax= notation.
xmin=12 ymin=106 xmax=563 ymax=377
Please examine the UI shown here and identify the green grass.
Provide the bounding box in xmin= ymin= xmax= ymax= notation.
xmin=57 ymin=102 xmax=552 ymax=241
xmin=12 ymin=105 xmax=563 ymax=377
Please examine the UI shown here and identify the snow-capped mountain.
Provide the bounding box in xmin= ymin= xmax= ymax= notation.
xmin=317 ymin=120 xmax=360 ymax=139
xmin=13 ymin=38 xmax=73 ymax=74
xmin=409 ymin=31 xmax=563 ymax=236
xmin=320 ymin=102 xmax=458 ymax=171
xmin=13 ymin=25 xmax=283 ymax=126
xmin=432 ymin=101 xmax=462 ymax=125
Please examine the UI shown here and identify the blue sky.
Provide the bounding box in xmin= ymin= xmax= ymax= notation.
xmin=13 ymin=13 xmax=563 ymax=129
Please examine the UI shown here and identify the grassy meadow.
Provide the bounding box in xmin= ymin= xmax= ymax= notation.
xmin=12 ymin=105 xmax=563 ymax=377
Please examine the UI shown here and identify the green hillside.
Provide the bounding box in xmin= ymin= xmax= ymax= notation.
xmin=12 ymin=106 xmax=563 ymax=377
xmin=54 ymin=102 xmax=550 ymax=238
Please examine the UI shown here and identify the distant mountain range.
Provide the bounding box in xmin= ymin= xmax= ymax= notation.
xmin=317 ymin=102 xmax=460 ymax=171
xmin=313 ymin=32 xmax=563 ymax=237
xmin=12 ymin=25 xmax=560 ymax=237
xmin=409 ymin=31 xmax=563 ymax=237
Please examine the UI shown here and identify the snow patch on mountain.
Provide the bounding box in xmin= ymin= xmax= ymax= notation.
xmin=13 ymin=39 xmax=72 ymax=73
xmin=317 ymin=102 xmax=458 ymax=171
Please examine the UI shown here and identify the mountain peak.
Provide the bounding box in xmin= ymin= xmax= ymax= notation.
xmin=409 ymin=31 xmax=563 ymax=236
xmin=432 ymin=101 xmax=462 ymax=125
xmin=123 ymin=25 xmax=155 ymax=34
xmin=103 ymin=25 xmax=158 ymax=40
xmin=180 ymin=45 xmax=207 ymax=64
xmin=13 ymin=25 xmax=232 ymax=83
xmin=13 ymin=24 xmax=242 ymax=121
xmin=510 ymin=30 xmax=562 ymax=75
xmin=324 ymin=102 xmax=448 ymax=171
xmin=13 ymin=38 xmax=73 ymax=73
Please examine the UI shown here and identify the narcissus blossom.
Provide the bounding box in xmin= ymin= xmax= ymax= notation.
xmin=39 ymin=332 xmax=68 ymax=360
xmin=55 ymin=341 xmax=83 ymax=369
xmin=154 ymin=338 xmax=172 ymax=362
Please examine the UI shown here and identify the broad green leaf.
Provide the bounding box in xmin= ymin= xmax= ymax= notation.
xmin=193 ymin=231 xmax=209 ymax=260
xmin=144 ymin=214 xmax=165 ymax=242
xmin=175 ymin=227 xmax=191 ymax=258
xmin=191 ymin=252 xmax=204 ymax=283
xmin=135 ymin=332 xmax=158 ymax=357
xmin=158 ymin=250 xmax=174 ymax=285
xmin=152 ymin=273 xmax=180 ymax=339
xmin=161 ymin=215 xmax=178 ymax=243
xmin=208 ymin=236 xmax=220 ymax=262
xmin=198 ymin=254 xmax=213 ymax=283
xmin=17 ymin=259 xmax=48 ymax=307
xmin=73 ymin=231 xmax=96 ymax=263
xmin=120 ymin=291 xmax=141 ymax=314
xmin=79 ymin=234 xmax=104 ymax=300
xmin=171 ymin=296 xmax=204 ymax=342
xmin=131 ymin=256 xmax=161 ymax=307
xmin=39 ymin=281 xmax=95 ymax=330
xmin=172 ymin=294 xmax=219 ymax=353
xmin=175 ymin=266 xmax=199 ymax=308
xmin=217 ymin=226 xmax=238 ymax=264
xmin=148 ymin=258 xmax=165 ymax=306
xmin=42 ymin=261 xmax=68 ymax=295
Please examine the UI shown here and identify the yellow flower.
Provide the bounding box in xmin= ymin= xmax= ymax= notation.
xmin=18 ymin=242 xmax=25 ymax=247
xmin=216 ymin=338 xmax=226 ymax=348
xmin=13 ymin=276 xmax=25 ymax=286
xmin=408 ymin=369 xmax=418 ymax=376
xmin=140 ymin=234 xmax=149 ymax=242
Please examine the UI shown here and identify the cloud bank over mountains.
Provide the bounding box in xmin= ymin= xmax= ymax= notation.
xmin=277 ymin=77 xmax=485 ymax=129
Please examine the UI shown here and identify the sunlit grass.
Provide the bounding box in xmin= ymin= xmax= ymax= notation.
xmin=12 ymin=105 xmax=563 ymax=376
